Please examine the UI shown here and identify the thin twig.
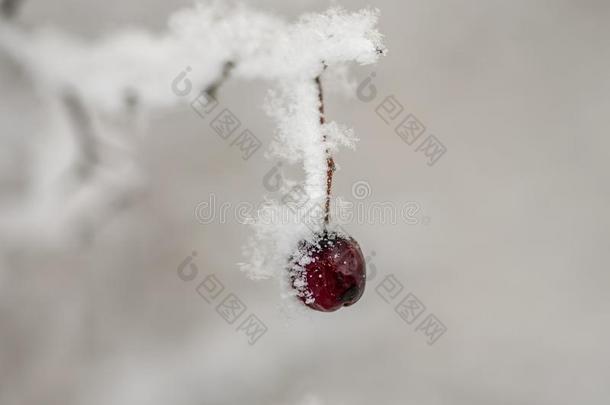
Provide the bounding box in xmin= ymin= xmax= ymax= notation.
xmin=205 ymin=61 xmax=235 ymax=99
xmin=316 ymin=72 xmax=334 ymax=226
xmin=1 ymin=0 xmax=23 ymax=18
xmin=62 ymin=91 xmax=99 ymax=182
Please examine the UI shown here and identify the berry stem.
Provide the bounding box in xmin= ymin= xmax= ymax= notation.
xmin=315 ymin=73 xmax=334 ymax=226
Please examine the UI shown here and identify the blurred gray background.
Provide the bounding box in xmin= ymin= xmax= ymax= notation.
xmin=1 ymin=0 xmax=609 ymax=404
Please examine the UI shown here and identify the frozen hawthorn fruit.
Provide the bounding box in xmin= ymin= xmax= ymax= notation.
xmin=291 ymin=231 xmax=366 ymax=312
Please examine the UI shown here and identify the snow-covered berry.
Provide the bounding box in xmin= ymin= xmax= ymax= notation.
xmin=291 ymin=231 xmax=366 ymax=312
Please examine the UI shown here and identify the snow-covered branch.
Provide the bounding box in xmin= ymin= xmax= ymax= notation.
xmin=0 ymin=2 xmax=385 ymax=286
xmin=1 ymin=2 xmax=384 ymax=111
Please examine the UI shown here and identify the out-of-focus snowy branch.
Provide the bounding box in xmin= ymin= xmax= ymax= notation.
xmin=1 ymin=0 xmax=22 ymax=18
xmin=0 ymin=2 xmax=384 ymax=111
xmin=0 ymin=2 xmax=385 ymax=276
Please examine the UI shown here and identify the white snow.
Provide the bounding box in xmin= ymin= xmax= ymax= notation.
xmin=0 ymin=1 xmax=385 ymax=296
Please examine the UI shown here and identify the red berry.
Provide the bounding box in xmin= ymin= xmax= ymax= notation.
xmin=290 ymin=231 xmax=366 ymax=312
